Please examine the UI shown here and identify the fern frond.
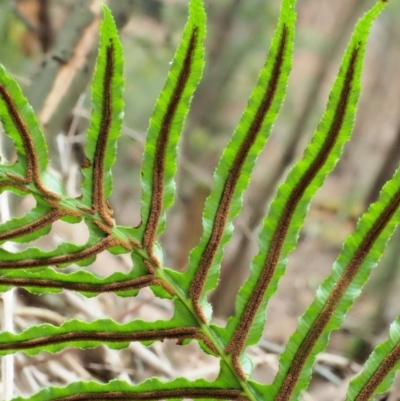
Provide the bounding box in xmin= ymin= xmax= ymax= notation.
xmin=186 ymin=0 xmax=297 ymax=323
xmin=0 ymin=268 xmax=155 ymax=297
xmin=0 ymin=0 xmax=395 ymax=399
xmin=346 ymin=315 xmax=400 ymax=401
xmin=268 ymin=165 xmax=400 ymax=399
xmin=139 ymin=0 xmax=206 ymax=259
xmin=220 ymin=0 xmax=388 ymax=379
xmin=0 ymin=225 xmax=109 ymax=270
xmin=0 ymin=68 xmax=47 ymax=172
xmin=0 ymin=318 xmax=217 ymax=356
xmin=80 ymin=5 xmax=124 ymax=227
xmin=0 ymin=204 xmax=56 ymax=244
xmin=0 ymin=65 xmax=60 ymax=198
xmin=11 ymin=378 xmax=246 ymax=401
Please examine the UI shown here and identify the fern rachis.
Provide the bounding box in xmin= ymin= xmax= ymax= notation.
xmin=0 ymin=0 xmax=399 ymax=400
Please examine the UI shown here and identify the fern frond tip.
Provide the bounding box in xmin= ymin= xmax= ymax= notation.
xmin=189 ymin=0 xmax=207 ymax=27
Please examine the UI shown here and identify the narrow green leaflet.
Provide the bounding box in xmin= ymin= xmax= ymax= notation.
xmin=183 ymin=0 xmax=296 ymax=323
xmin=81 ymin=6 xmax=124 ymax=227
xmin=0 ymin=267 xmax=153 ymax=298
xmin=0 ymin=1 xmax=396 ymax=400
xmin=346 ymin=315 xmax=400 ymax=401
xmin=219 ymin=0 xmax=387 ymax=378
xmin=11 ymin=378 xmax=244 ymax=401
xmin=0 ymin=65 xmax=62 ymax=199
xmin=0 ymin=204 xmax=54 ymax=244
xmin=0 ymin=65 xmax=48 ymax=176
xmin=139 ymin=0 xmax=206 ymax=256
xmin=268 ymin=165 xmax=400 ymax=399
xmin=0 ymin=225 xmax=107 ymax=271
xmin=0 ymin=178 xmax=28 ymax=194
xmin=0 ymin=317 xmax=216 ymax=357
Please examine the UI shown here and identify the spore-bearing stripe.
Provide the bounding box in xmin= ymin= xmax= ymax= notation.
xmin=0 ymin=237 xmax=120 ymax=269
xmin=39 ymin=388 xmax=245 ymax=401
xmin=0 ymin=274 xmax=155 ymax=293
xmin=192 ymin=332 xmax=218 ymax=354
xmin=189 ymin=25 xmax=288 ymax=323
xmin=0 ymin=85 xmax=59 ymax=199
xmin=93 ymin=220 xmax=113 ymax=235
xmin=354 ymin=342 xmax=400 ymax=400
xmin=0 ymin=181 xmax=30 ymax=193
xmin=0 ymin=327 xmax=197 ymax=351
xmin=150 ymin=278 xmax=175 ymax=296
xmin=273 ymin=186 xmax=400 ymax=401
xmin=91 ymin=41 xmax=115 ymax=227
xmin=225 ymin=47 xmax=360 ymax=377
xmin=0 ymin=208 xmax=76 ymax=242
xmin=0 ymin=275 xmax=178 ymax=300
xmin=143 ymin=27 xmax=199 ymax=254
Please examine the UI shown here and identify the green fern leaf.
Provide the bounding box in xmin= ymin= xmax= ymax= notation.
xmin=0 ymin=318 xmax=214 ymax=356
xmin=268 ymin=165 xmax=400 ymax=399
xmin=80 ymin=5 xmax=124 ymax=228
xmin=0 ymin=224 xmax=106 ymax=270
xmin=0 ymin=66 xmax=49 ymax=185
xmin=184 ymin=0 xmax=297 ymax=323
xmin=0 ymin=204 xmax=55 ymax=244
xmin=139 ymin=0 xmax=206 ymax=260
xmin=0 ymin=267 xmax=152 ymax=298
xmin=346 ymin=315 xmax=400 ymax=400
xmin=219 ymin=0 xmax=388 ymax=379
xmin=0 ymin=0 xmax=396 ymax=400
xmin=11 ymin=378 xmax=245 ymax=401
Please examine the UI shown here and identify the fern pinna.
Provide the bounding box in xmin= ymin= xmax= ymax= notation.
xmin=0 ymin=0 xmax=398 ymax=400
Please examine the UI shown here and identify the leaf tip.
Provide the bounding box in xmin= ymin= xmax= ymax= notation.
xmin=101 ymin=4 xmax=112 ymax=17
xmin=101 ymin=4 xmax=118 ymax=34
xmin=189 ymin=0 xmax=206 ymax=27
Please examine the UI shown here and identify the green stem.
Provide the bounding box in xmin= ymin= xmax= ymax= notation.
xmin=155 ymin=267 xmax=259 ymax=401
xmin=1 ymin=180 xmax=259 ymax=400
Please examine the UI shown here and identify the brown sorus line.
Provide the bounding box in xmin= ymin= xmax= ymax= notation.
xmin=45 ymin=388 xmax=244 ymax=401
xmin=0 ymin=274 xmax=154 ymax=293
xmin=0 ymin=274 xmax=174 ymax=299
xmin=0 ymin=236 xmax=119 ymax=269
xmin=4 ymin=173 xmax=29 ymax=184
xmin=43 ymin=197 xmax=61 ymax=209
xmin=143 ymin=27 xmax=199 ymax=254
xmin=93 ymin=220 xmax=113 ymax=235
xmin=354 ymin=342 xmax=400 ymax=400
xmin=143 ymin=260 xmax=156 ymax=274
xmin=150 ymin=278 xmax=175 ymax=296
xmin=192 ymin=332 xmax=218 ymax=355
xmin=273 ymin=186 xmax=400 ymax=401
xmin=225 ymin=47 xmax=360 ymax=372
xmin=0 ymin=84 xmax=35 ymax=182
xmin=0 ymin=85 xmax=60 ymax=199
xmin=77 ymin=206 xmax=96 ymax=215
xmin=129 ymin=238 xmax=142 ymax=249
xmin=0 ymin=327 xmax=199 ymax=351
xmin=91 ymin=42 xmax=115 ymax=227
xmin=118 ymin=239 xmax=133 ymax=251
xmin=189 ymin=25 xmax=288 ymax=323
xmin=0 ymin=181 xmax=29 ymax=193
xmin=0 ymin=208 xmax=66 ymax=242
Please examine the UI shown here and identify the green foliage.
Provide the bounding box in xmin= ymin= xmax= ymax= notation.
xmin=139 ymin=0 xmax=206 ymax=256
xmin=0 ymin=0 xmax=398 ymax=400
xmin=346 ymin=315 xmax=400 ymax=400
xmin=81 ymin=6 xmax=125 ymax=223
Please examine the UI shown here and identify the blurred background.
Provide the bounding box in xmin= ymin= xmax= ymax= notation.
xmin=0 ymin=0 xmax=400 ymax=399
